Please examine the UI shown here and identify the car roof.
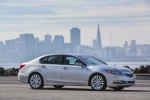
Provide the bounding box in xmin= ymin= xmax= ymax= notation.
xmin=29 ymin=53 xmax=85 ymax=61
xmin=40 ymin=53 xmax=86 ymax=57
xmin=28 ymin=53 xmax=88 ymax=64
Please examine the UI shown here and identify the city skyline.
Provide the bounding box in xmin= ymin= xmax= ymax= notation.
xmin=0 ymin=25 xmax=150 ymax=63
xmin=0 ymin=0 xmax=150 ymax=46
xmin=1 ymin=26 xmax=150 ymax=47
xmin=1 ymin=26 xmax=149 ymax=49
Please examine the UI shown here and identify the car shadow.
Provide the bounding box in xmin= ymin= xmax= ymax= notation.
xmin=31 ymin=87 xmax=150 ymax=92
xmin=107 ymin=89 xmax=150 ymax=92
xmin=38 ymin=87 xmax=93 ymax=91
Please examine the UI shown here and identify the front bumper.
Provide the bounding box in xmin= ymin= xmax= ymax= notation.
xmin=106 ymin=73 xmax=136 ymax=87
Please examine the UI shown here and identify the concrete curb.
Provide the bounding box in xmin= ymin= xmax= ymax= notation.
xmin=135 ymin=74 xmax=150 ymax=77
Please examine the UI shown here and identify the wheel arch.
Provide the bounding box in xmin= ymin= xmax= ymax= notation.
xmin=88 ymin=72 xmax=107 ymax=86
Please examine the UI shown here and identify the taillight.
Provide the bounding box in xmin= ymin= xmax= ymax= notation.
xmin=20 ymin=64 xmax=25 ymax=70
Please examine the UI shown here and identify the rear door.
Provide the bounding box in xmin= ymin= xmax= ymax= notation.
xmin=40 ymin=55 xmax=62 ymax=84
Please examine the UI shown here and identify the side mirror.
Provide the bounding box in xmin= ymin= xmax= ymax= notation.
xmin=75 ymin=62 xmax=83 ymax=66
xmin=75 ymin=62 xmax=86 ymax=68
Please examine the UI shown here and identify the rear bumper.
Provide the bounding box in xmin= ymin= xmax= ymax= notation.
xmin=18 ymin=73 xmax=28 ymax=83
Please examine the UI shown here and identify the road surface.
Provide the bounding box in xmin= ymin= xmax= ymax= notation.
xmin=0 ymin=76 xmax=149 ymax=100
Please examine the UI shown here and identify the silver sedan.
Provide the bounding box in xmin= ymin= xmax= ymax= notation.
xmin=18 ymin=54 xmax=136 ymax=91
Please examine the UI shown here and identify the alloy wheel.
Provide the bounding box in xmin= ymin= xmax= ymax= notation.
xmin=90 ymin=74 xmax=106 ymax=91
xmin=29 ymin=73 xmax=44 ymax=89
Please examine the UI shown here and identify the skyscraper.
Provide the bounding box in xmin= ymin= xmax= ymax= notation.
xmin=123 ymin=41 xmax=128 ymax=49
xmin=19 ymin=33 xmax=35 ymax=61
xmin=0 ymin=41 xmax=4 ymax=53
xmin=130 ymin=40 xmax=137 ymax=56
xmin=97 ymin=23 xmax=102 ymax=50
xmin=44 ymin=34 xmax=52 ymax=44
xmin=0 ymin=41 xmax=4 ymax=62
xmin=70 ymin=27 xmax=81 ymax=48
xmin=52 ymin=35 xmax=64 ymax=51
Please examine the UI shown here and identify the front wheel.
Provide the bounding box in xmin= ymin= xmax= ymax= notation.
xmin=90 ymin=74 xmax=107 ymax=91
xmin=112 ymin=87 xmax=125 ymax=91
xmin=53 ymin=85 xmax=64 ymax=89
xmin=29 ymin=73 xmax=44 ymax=89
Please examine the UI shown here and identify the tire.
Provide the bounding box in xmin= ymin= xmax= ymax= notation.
xmin=29 ymin=73 xmax=44 ymax=89
xmin=90 ymin=74 xmax=107 ymax=91
xmin=112 ymin=87 xmax=125 ymax=91
xmin=53 ymin=85 xmax=64 ymax=89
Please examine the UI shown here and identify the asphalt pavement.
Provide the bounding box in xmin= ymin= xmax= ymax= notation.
xmin=0 ymin=76 xmax=150 ymax=87
xmin=0 ymin=76 xmax=149 ymax=100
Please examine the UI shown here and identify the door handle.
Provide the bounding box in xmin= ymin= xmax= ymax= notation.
xmin=63 ymin=67 xmax=68 ymax=70
xmin=41 ymin=65 xmax=46 ymax=68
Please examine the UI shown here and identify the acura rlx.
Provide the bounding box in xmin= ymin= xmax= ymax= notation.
xmin=18 ymin=54 xmax=136 ymax=91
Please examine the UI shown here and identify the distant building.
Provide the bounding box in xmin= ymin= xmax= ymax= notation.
xmin=5 ymin=39 xmax=15 ymax=51
xmin=0 ymin=41 xmax=4 ymax=52
xmin=76 ymin=45 xmax=94 ymax=55
xmin=19 ymin=33 xmax=35 ymax=61
xmin=129 ymin=40 xmax=136 ymax=56
xmin=44 ymin=34 xmax=52 ymax=54
xmin=34 ymin=37 xmax=40 ymax=57
xmin=93 ymin=23 xmax=102 ymax=51
xmin=52 ymin=35 xmax=64 ymax=52
xmin=123 ymin=41 xmax=128 ymax=49
xmin=38 ymin=40 xmax=49 ymax=56
xmin=123 ymin=41 xmax=129 ymax=56
xmin=63 ymin=43 xmax=73 ymax=53
xmin=5 ymin=38 xmax=24 ymax=63
xmin=104 ymin=47 xmax=116 ymax=60
xmin=136 ymin=44 xmax=150 ymax=57
xmin=44 ymin=34 xmax=52 ymax=44
xmin=103 ymin=46 xmax=125 ymax=61
xmin=93 ymin=39 xmax=98 ymax=51
xmin=97 ymin=23 xmax=102 ymax=50
xmin=70 ymin=27 xmax=81 ymax=49
xmin=0 ymin=41 xmax=5 ymax=62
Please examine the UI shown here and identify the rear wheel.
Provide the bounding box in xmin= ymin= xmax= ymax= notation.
xmin=29 ymin=73 xmax=44 ymax=89
xmin=112 ymin=87 xmax=125 ymax=91
xmin=53 ymin=85 xmax=64 ymax=88
xmin=90 ymin=74 xmax=107 ymax=91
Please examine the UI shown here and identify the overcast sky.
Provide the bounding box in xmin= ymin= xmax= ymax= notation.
xmin=0 ymin=0 xmax=150 ymax=47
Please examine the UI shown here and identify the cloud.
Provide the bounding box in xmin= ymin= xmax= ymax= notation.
xmin=0 ymin=0 xmax=150 ymax=46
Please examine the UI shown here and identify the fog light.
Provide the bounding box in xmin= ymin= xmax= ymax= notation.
xmin=113 ymin=80 xmax=126 ymax=84
xmin=114 ymin=80 xmax=122 ymax=82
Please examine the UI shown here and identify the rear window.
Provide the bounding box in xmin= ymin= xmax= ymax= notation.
xmin=40 ymin=55 xmax=62 ymax=64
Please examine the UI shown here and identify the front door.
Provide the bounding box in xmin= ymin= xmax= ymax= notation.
xmin=61 ymin=55 xmax=87 ymax=85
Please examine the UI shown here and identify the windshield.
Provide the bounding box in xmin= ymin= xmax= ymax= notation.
xmin=78 ymin=55 xmax=107 ymax=65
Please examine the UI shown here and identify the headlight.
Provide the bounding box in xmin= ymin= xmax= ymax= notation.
xmin=105 ymin=69 xmax=123 ymax=75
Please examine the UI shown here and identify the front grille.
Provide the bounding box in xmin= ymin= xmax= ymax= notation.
xmin=124 ymin=73 xmax=134 ymax=77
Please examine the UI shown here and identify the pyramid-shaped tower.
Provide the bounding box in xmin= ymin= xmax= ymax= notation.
xmin=97 ymin=23 xmax=102 ymax=50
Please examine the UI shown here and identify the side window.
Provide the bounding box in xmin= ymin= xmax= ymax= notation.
xmin=40 ymin=57 xmax=48 ymax=64
xmin=40 ymin=55 xmax=62 ymax=64
xmin=65 ymin=56 xmax=82 ymax=66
